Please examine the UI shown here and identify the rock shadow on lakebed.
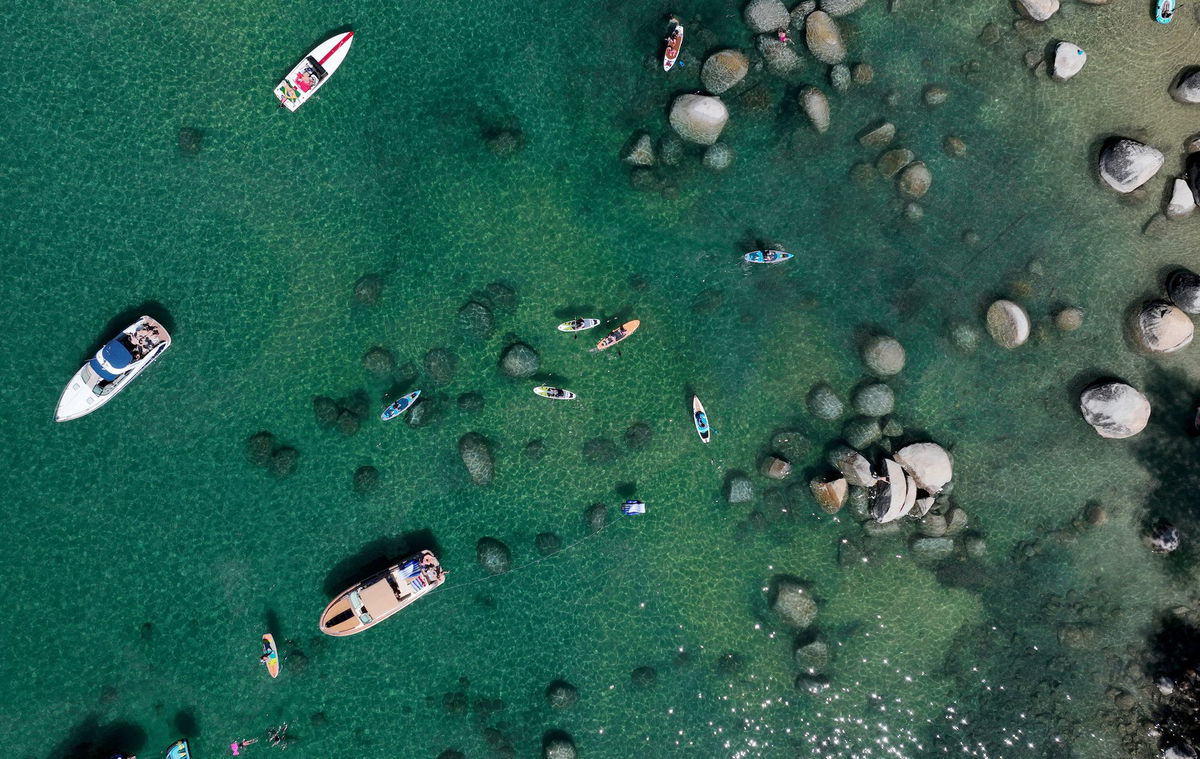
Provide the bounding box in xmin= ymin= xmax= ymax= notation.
xmin=322 ymin=530 xmax=441 ymax=597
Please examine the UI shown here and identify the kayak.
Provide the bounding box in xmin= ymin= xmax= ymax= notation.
xmin=380 ymin=390 xmax=421 ymax=421
xmin=558 ymin=318 xmax=601 ymax=332
xmin=262 ymin=633 xmax=280 ymax=679
xmin=534 ymin=386 xmax=577 ymax=400
xmin=275 ymin=31 xmax=355 ymax=111
xmin=663 ymin=19 xmax=684 ymax=72
xmin=1157 ymin=0 xmax=1175 ymax=22
xmin=692 ymin=395 xmax=711 ymax=443
xmin=744 ymin=250 xmax=793 ymax=264
xmin=166 ymin=740 xmax=190 ymax=759
xmin=596 ymin=320 xmax=640 ymax=351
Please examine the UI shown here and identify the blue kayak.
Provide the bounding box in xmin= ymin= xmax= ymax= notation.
xmin=744 ymin=249 xmax=793 ymax=264
xmin=1157 ymin=0 xmax=1175 ymax=22
xmin=380 ymin=390 xmax=421 ymax=421
xmin=166 ymin=740 xmax=190 ymax=759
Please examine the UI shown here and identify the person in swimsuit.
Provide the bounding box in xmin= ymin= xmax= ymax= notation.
xmin=259 ymin=638 xmax=275 ymax=664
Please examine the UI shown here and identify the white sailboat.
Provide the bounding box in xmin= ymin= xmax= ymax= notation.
xmin=274 ymin=31 xmax=355 ymax=111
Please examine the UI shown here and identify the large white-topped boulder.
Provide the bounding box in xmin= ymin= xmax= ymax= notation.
xmin=1167 ymin=178 xmax=1197 ymax=219
xmin=1132 ymin=300 xmax=1194 ymax=354
xmin=702 ymin=50 xmax=750 ymax=94
xmin=1016 ymin=0 xmax=1059 ymax=20
xmin=745 ymin=0 xmax=790 ymax=32
xmin=1079 ymin=381 xmax=1151 ymax=439
xmin=1053 ymin=42 xmax=1086 ymax=81
xmin=894 ymin=442 xmax=953 ymax=495
xmin=669 ymin=95 xmax=729 ymax=145
xmin=1099 ymin=139 xmax=1164 ymax=193
xmin=1172 ymin=69 xmax=1200 ymax=104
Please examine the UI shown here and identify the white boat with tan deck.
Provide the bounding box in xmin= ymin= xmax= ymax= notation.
xmin=320 ymin=550 xmax=445 ymax=636
xmin=54 ymin=316 xmax=171 ymax=422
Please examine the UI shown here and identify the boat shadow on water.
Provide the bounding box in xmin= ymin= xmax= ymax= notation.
xmin=76 ymin=301 xmax=175 ymax=365
xmin=321 ymin=529 xmax=442 ymax=598
xmin=45 ymin=715 xmax=147 ymax=759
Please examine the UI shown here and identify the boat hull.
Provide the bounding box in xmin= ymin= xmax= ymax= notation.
xmin=380 ymin=390 xmax=421 ymax=421
xmin=744 ymin=249 xmax=793 ymax=264
xmin=54 ymin=316 xmax=171 ymax=422
xmin=534 ymin=386 xmax=577 ymax=400
xmin=275 ymin=31 xmax=354 ymax=111
xmin=558 ymin=318 xmax=601 ymax=332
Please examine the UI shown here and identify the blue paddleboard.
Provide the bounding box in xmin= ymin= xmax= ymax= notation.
xmin=166 ymin=740 xmax=190 ymax=759
xmin=744 ymin=250 xmax=794 ymax=264
xmin=380 ymin=390 xmax=421 ymax=421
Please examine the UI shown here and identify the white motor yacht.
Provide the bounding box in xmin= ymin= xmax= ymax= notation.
xmin=54 ymin=315 xmax=171 ymax=422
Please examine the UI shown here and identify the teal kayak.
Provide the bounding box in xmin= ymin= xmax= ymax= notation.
xmin=380 ymin=390 xmax=421 ymax=421
xmin=166 ymin=740 xmax=190 ymax=759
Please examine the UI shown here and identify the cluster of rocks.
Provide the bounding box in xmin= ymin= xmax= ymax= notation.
xmin=853 ymin=121 xmax=935 ymax=216
xmin=802 ymin=337 xmax=984 ymax=560
xmin=1099 ymin=128 xmax=1200 ymax=222
xmin=245 ymin=430 xmax=299 ymax=478
xmin=313 ymin=390 xmax=374 ymax=435
xmin=767 ymin=577 xmax=833 ymax=692
xmin=622 ymin=0 xmax=876 ymax=188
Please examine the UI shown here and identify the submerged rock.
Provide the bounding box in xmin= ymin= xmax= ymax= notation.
xmin=910 ymin=536 xmax=956 ymax=561
xmin=1052 ymin=42 xmax=1086 ymax=81
xmin=457 ymin=301 xmax=494 ymax=339
xmin=702 ymin=50 xmax=750 ymax=94
xmin=923 ymin=86 xmax=949 ymax=107
xmin=843 ymin=417 xmax=882 ymax=450
xmin=771 ymin=579 xmax=818 ymax=628
xmin=761 ymin=456 xmax=793 ymax=479
xmin=727 ymin=476 xmax=755 ymax=503
xmin=313 ymin=396 xmax=339 ymax=427
xmin=1167 ymin=268 xmax=1200 ymax=313
xmin=1055 ymin=307 xmax=1084 ymax=332
xmin=800 ymin=87 xmax=831 ymax=133
xmin=476 ymin=537 xmax=512 ymax=574
xmin=178 ymin=126 xmax=204 ymax=156
xmin=269 ymin=447 xmax=298 ymax=478
xmin=670 ymin=95 xmax=729 ymax=145
xmin=459 ymin=433 xmax=495 ymax=485
xmin=546 ymin=680 xmax=578 ymax=709
xmin=897 ymin=162 xmax=932 ymax=199
xmin=859 ymin=122 xmax=895 ymax=149
xmin=794 ymin=639 xmax=829 ymax=675
xmin=853 ymin=383 xmax=895 ymax=417
xmin=828 ymin=445 xmax=877 ymax=487
xmin=806 ymin=383 xmax=844 ymax=419
xmin=499 ymin=342 xmax=540 ymax=377
xmin=584 ymin=503 xmax=608 ymax=532
xmin=246 ymin=431 xmax=275 ymax=467
xmin=535 ymin=532 xmax=562 ymax=556
xmin=1132 ymin=300 xmax=1194 ymax=353
xmin=745 ymin=0 xmax=791 ymax=31
xmin=582 ymin=438 xmax=618 ymax=464
xmin=1099 ymin=139 xmax=1163 ymax=193
xmin=353 ymin=274 xmax=383 ymax=305
xmin=830 ymin=63 xmax=851 ymax=93
xmin=805 ymin=11 xmax=846 ymax=64
xmin=861 ymin=336 xmax=906 ymax=376
xmin=623 ymin=134 xmax=655 ymax=166
xmin=624 ymin=422 xmax=653 ymax=449
xmin=821 ymin=0 xmax=868 ymax=16
xmin=1079 ymin=381 xmax=1151 ymax=438
xmin=986 ymin=299 xmax=1030 ymax=348
xmin=757 ymin=35 xmax=804 ymax=76
xmin=352 ymin=466 xmax=380 ymax=493
xmin=877 ymin=148 xmax=915 ymax=178
xmin=703 ymin=143 xmax=736 ymax=171
xmin=362 ymin=346 xmax=395 ymax=379
xmin=424 ymin=348 xmax=457 ymax=385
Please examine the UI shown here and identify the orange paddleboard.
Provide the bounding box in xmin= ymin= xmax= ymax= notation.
xmin=597 ymin=320 xmax=640 ymax=350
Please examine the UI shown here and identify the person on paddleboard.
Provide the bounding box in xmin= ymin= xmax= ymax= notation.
xmin=259 ymin=637 xmax=275 ymax=664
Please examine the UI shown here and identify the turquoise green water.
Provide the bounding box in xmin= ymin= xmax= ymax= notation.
xmin=4 ymin=0 xmax=1200 ymax=757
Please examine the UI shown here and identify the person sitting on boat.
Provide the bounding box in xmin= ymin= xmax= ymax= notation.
xmin=294 ymin=69 xmax=316 ymax=92
xmin=1162 ymin=5 xmax=1174 ymax=18
xmin=695 ymin=411 xmax=709 ymax=431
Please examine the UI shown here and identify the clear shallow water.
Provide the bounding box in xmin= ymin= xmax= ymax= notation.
xmin=3 ymin=0 xmax=1200 ymax=757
